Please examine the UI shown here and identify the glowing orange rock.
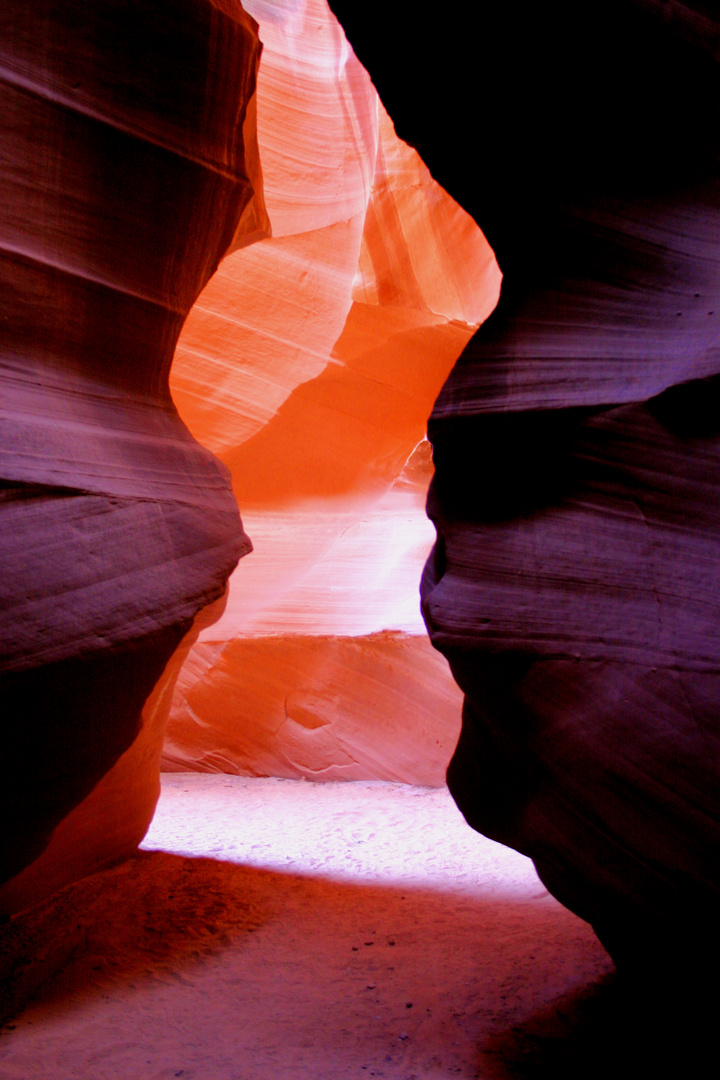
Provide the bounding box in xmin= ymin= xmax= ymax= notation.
xmin=165 ymin=0 xmax=500 ymax=782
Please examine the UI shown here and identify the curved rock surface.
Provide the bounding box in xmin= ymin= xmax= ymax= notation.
xmin=163 ymin=0 xmax=498 ymax=782
xmin=0 ymin=0 xmax=265 ymax=912
xmin=329 ymin=0 xmax=720 ymax=967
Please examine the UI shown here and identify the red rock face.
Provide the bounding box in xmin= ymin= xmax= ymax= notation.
xmin=0 ymin=0 xmax=265 ymax=911
xmin=163 ymin=632 xmax=462 ymax=784
xmin=330 ymin=0 xmax=720 ymax=968
xmin=162 ymin=0 xmax=499 ymax=782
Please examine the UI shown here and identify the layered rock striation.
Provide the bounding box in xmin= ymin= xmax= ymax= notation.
xmin=0 ymin=0 xmax=266 ymax=912
xmin=330 ymin=0 xmax=720 ymax=967
xmin=162 ymin=0 xmax=499 ymax=782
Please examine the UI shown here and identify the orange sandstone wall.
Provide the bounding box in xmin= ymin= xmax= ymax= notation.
xmin=164 ymin=0 xmax=501 ymax=783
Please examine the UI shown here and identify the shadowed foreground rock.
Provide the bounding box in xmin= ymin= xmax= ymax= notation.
xmin=0 ymin=0 xmax=266 ymax=913
xmin=329 ymin=0 xmax=720 ymax=969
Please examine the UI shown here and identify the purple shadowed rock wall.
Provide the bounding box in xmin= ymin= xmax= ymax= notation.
xmin=0 ymin=0 xmax=265 ymax=907
xmin=329 ymin=0 xmax=720 ymax=968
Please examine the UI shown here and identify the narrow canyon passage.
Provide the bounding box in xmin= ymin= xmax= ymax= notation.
xmin=2 ymin=2 xmax=719 ymax=1074
xmin=0 ymin=776 xmax=613 ymax=1080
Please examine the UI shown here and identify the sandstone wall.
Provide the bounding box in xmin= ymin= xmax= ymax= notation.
xmin=163 ymin=0 xmax=500 ymax=783
xmin=330 ymin=0 xmax=720 ymax=969
xmin=0 ymin=0 xmax=500 ymax=913
xmin=0 ymin=0 xmax=266 ymax=914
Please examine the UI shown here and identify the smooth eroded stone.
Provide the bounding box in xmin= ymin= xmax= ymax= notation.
xmin=163 ymin=631 xmax=462 ymax=785
xmin=330 ymin=0 xmax=720 ymax=968
xmin=164 ymin=0 xmax=500 ymax=783
xmin=0 ymin=0 xmax=265 ymax=909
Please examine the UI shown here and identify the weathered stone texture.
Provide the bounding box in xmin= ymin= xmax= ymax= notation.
xmin=330 ymin=0 xmax=720 ymax=966
xmin=0 ymin=0 xmax=265 ymax=910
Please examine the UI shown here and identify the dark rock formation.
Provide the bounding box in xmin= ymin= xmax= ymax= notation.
xmin=329 ymin=0 xmax=720 ymax=967
xmin=0 ymin=0 xmax=266 ymax=909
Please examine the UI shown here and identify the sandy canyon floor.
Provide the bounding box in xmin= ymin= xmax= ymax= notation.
xmin=0 ymin=775 xmax=670 ymax=1080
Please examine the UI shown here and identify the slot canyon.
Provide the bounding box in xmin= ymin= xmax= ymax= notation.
xmin=1 ymin=1 xmax=719 ymax=1076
